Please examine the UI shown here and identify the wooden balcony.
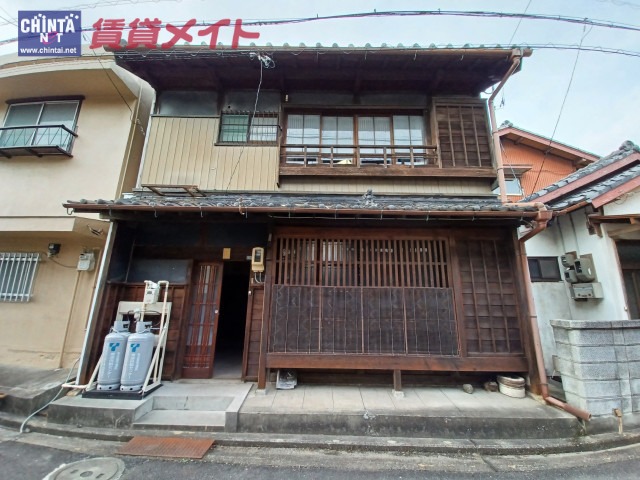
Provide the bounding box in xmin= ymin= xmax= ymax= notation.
xmin=0 ymin=124 xmax=77 ymax=158
xmin=280 ymin=143 xmax=496 ymax=178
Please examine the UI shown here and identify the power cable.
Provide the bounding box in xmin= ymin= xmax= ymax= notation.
xmin=498 ymin=0 xmax=533 ymax=110
xmin=84 ymin=35 xmax=135 ymax=116
xmin=508 ymin=1 xmax=534 ymax=45
xmin=2 ymin=9 xmax=640 ymax=44
xmin=224 ymin=53 xmax=274 ymax=191
xmin=531 ymin=25 xmax=591 ymax=193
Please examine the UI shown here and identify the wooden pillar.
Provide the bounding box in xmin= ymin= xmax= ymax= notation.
xmin=393 ymin=369 xmax=402 ymax=394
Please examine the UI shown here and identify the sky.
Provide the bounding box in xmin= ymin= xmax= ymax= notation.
xmin=0 ymin=0 xmax=638 ymax=157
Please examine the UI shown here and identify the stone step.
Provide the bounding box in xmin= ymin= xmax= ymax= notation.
xmin=152 ymin=395 xmax=233 ymax=411
xmin=132 ymin=409 xmax=225 ymax=431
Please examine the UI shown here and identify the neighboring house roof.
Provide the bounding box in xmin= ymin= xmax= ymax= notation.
xmin=497 ymin=122 xmax=600 ymax=166
xmin=65 ymin=190 xmax=540 ymax=219
xmin=522 ymin=141 xmax=640 ymax=211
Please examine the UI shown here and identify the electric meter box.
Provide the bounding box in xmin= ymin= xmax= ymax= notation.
xmin=77 ymin=252 xmax=96 ymax=271
xmin=574 ymin=257 xmax=596 ymax=282
xmin=570 ymin=282 xmax=603 ymax=300
xmin=251 ymin=247 xmax=265 ymax=273
xmin=143 ymin=281 xmax=160 ymax=304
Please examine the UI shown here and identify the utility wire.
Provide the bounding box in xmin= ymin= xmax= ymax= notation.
xmin=508 ymin=1 xmax=533 ymax=45
xmin=2 ymin=9 xmax=640 ymax=44
xmin=236 ymin=10 xmax=640 ymax=32
xmin=531 ymin=25 xmax=591 ymax=193
xmin=224 ymin=54 xmax=274 ymax=191
xmin=499 ymin=0 xmax=534 ymax=109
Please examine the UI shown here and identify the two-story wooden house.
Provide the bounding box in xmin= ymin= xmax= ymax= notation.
xmin=0 ymin=50 xmax=152 ymax=369
xmin=66 ymin=45 xmax=549 ymax=391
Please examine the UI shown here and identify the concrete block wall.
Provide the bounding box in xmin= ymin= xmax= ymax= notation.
xmin=551 ymin=319 xmax=640 ymax=417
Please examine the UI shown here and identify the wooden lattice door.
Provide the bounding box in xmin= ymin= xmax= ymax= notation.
xmin=182 ymin=262 xmax=223 ymax=378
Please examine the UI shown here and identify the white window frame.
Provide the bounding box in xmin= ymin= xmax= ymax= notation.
xmin=0 ymin=252 xmax=40 ymax=302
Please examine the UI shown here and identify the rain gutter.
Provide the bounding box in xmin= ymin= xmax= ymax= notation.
xmin=488 ymin=49 xmax=524 ymax=204
xmin=517 ymin=208 xmax=592 ymax=421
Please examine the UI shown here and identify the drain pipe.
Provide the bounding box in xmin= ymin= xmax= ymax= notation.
xmin=517 ymin=211 xmax=592 ymax=421
xmin=489 ymin=49 xmax=524 ymax=204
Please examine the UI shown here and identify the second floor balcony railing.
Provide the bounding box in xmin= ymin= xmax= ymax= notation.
xmin=0 ymin=124 xmax=78 ymax=158
xmin=281 ymin=144 xmax=439 ymax=169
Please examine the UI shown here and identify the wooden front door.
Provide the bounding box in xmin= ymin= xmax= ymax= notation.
xmin=182 ymin=262 xmax=223 ymax=378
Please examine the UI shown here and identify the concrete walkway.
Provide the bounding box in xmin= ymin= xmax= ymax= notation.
xmin=238 ymin=384 xmax=579 ymax=439
xmin=2 ymin=364 xmax=640 ymax=454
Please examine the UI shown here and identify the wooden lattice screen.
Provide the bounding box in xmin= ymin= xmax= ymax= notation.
xmin=435 ymin=102 xmax=491 ymax=168
xmin=270 ymin=235 xmax=459 ymax=356
xmin=456 ymin=238 xmax=524 ymax=355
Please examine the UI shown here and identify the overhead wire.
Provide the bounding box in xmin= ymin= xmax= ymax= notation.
xmin=498 ymin=0 xmax=533 ymax=110
xmin=530 ymin=24 xmax=592 ymax=193
xmin=2 ymin=9 xmax=640 ymax=45
xmin=224 ymin=53 xmax=275 ymax=192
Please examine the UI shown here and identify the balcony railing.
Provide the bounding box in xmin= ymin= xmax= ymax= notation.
xmin=281 ymin=144 xmax=438 ymax=168
xmin=0 ymin=124 xmax=78 ymax=158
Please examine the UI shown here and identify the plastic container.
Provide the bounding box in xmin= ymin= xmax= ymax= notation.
xmin=497 ymin=375 xmax=526 ymax=398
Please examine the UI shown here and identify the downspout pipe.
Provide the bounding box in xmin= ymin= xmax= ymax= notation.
xmin=518 ymin=211 xmax=592 ymax=421
xmin=488 ymin=50 xmax=523 ymax=204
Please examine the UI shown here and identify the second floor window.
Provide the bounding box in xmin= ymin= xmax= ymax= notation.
xmin=218 ymin=112 xmax=279 ymax=144
xmin=0 ymin=100 xmax=80 ymax=152
xmin=284 ymin=113 xmax=429 ymax=166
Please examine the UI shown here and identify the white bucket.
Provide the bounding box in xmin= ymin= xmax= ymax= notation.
xmin=497 ymin=375 xmax=526 ymax=398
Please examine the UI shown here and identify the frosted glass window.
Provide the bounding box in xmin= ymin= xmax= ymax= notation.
xmin=157 ymin=91 xmax=218 ymax=116
xmin=393 ymin=115 xmax=425 ymax=165
xmin=359 ymin=117 xmax=391 ymax=165
xmin=321 ymin=116 xmax=353 ymax=163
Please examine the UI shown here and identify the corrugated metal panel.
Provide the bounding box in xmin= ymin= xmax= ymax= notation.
xmin=141 ymin=117 xmax=279 ymax=191
xmin=279 ymin=178 xmax=491 ymax=195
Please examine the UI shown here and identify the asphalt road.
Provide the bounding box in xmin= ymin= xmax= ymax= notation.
xmin=2 ymin=427 xmax=640 ymax=480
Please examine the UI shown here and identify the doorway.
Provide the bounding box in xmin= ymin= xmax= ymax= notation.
xmin=213 ymin=261 xmax=251 ymax=378
xmin=618 ymin=241 xmax=640 ymax=318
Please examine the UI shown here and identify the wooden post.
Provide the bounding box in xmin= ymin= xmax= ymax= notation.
xmin=393 ymin=369 xmax=403 ymax=396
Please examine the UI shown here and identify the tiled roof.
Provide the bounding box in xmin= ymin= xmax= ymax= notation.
xmin=66 ymin=191 xmax=540 ymax=218
xmin=521 ymin=141 xmax=640 ymax=209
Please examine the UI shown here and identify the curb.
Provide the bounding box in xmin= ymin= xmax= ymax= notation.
xmin=2 ymin=411 xmax=640 ymax=456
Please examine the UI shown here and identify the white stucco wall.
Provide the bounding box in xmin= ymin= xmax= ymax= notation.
xmin=602 ymin=186 xmax=640 ymax=217
xmin=524 ymin=206 xmax=634 ymax=374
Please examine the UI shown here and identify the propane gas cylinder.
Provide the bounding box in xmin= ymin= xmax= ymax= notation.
xmin=120 ymin=321 xmax=155 ymax=392
xmin=96 ymin=319 xmax=130 ymax=391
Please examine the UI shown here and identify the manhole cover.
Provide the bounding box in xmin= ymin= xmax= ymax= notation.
xmin=44 ymin=457 xmax=125 ymax=480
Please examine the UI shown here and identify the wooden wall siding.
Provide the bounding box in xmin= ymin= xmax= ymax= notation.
xmin=501 ymin=140 xmax=576 ymax=199
xmin=456 ymin=239 xmax=524 ymax=355
xmin=91 ymin=282 xmax=188 ymax=380
xmin=274 ymin=237 xmax=450 ymax=288
xmin=278 ymin=177 xmax=492 ymax=195
xmin=242 ymin=284 xmax=264 ymax=380
xmin=435 ymin=103 xmax=491 ymax=168
xmin=269 ymin=285 xmax=457 ymax=356
xmin=141 ymin=116 xmax=279 ymax=190
xmin=269 ymin=235 xmax=458 ymax=357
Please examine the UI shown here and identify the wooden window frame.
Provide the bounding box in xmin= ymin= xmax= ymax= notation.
xmin=280 ymin=110 xmax=437 ymax=169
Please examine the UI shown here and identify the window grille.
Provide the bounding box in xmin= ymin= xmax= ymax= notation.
xmin=218 ymin=112 xmax=279 ymax=144
xmin=0 ymin=252 xmax=40 ymax=302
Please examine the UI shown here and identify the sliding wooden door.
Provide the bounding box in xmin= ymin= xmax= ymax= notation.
xmin=182 ymin=262 xmax=223 ymax=378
